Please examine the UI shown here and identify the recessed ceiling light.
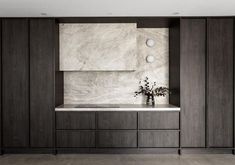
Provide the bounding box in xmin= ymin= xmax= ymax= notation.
xmin=172 ymin=12 xmax=180 ymax=15
xmin=40 ymin=13 xmax=47 ymax=16
xmin=106 ymin=12 xmax=113 ymax=15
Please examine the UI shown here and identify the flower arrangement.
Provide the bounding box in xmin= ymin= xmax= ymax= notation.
xmin=134 ymin=77 xmax=170 ymax=105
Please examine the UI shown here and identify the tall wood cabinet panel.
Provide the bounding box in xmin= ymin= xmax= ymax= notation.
xmin=234 ymin=18 xmax=235 ymax=151
xmin=180 ymin=19 xmax=206 ymax=147
xmin=2 ymin=19 xmax=29 ymax=147
xmin=169 ymin=20 xmax=180 ymax=106
xmin=0 ymin=19 xmax=2 ymax=151
xmin=54 ymin=22 xmax=64 ymax=107
xmin=30 ymin=19 xmax=56 ymax=147
xmin=207 ymin=18 xmax=234 ymax=147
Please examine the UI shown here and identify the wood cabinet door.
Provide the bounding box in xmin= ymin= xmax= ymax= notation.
xmin=180 ymin=19 xmax=206 ymax=147
xmin=139 ymin=112 xmax=179 ymax=129
xmin=2 ymin=19 xmax=29 ymax=147
xmin=139 ymin=130 xmax=179 ymax=148
xmin=56 ymin=112 xmax=96 ymax=130
xmin=207 ymin=18 xmax=233 ymax=147
xmin=30 ymin=19 xmax=56 ymax=147
xmin=0 ymin=19 xmax=2 ymax=151
xmin=56 ymin=130 xmax=95 ymax=148
xmin=97 ymin=112 xmax=137 ymax=129
xmin=97 ymin=131 xmax=137 ymax=148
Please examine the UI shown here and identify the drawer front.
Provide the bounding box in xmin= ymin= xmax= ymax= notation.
xmin=139 ymin=131 xmax=179 ymax=148
xmin=56 ymin=130 xmax=95 ymax=148
xmin=97 ymin=131 xmax=137 ymax=148
xmin=139 ymin=112 xmax=179 ymax=129
xmin=98 ymin=112 xmax=137 ymax=129
xmin=56 ymin=112 xmax=96 ymax=129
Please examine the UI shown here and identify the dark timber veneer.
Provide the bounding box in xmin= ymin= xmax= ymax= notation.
xmin=207 ymin=18 xmax=234 ymax=148
xmin=180 ymin=18 xmax=206 ymax=147
xmin=139 ymin=112 xmax=179 ymax=129
xmin=56 ymin=112 xmax=96 ymax=130
xmin=0 ymin=18 xmax=62 ymax=154
xmin=2 ymin=19 xmax=29 ymax=148
xmin=30 ymin=19 xmax=56 ymax=148
xmin=56 ymin=130 xmax=95 ymax=148
xmin=97 ymin=112 xmax=137 ymax=129
xmin=55 ymin=111 xmax=180 ymax=152
xmin=97 ymin=130 xmax=137 ymax=148
xmin=138 ymin=130 xmax=179 ymax=148
xmin=1 ymin=17 xmax=235 ymax=154
xmin=0 ymin=19 xmax=2 ymax=154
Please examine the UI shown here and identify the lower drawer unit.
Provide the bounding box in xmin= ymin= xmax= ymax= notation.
xmin=138 ymin=130 xmax=179 ymax=148
xmin=139 ymin=112 xmax=179 ymax=129
xmin=56 ymin=130 xmax=95 ymax=148
xmin=97 ymin=112 xmax=137 ymax=129
xmin=97 ymin=131 xmax=137 ymax=148
xmin=56 ymin=112 xmax=96 ymax=129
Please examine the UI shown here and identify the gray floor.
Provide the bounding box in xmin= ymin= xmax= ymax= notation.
xmin=0 ymin=154 xmax=235 ymax=165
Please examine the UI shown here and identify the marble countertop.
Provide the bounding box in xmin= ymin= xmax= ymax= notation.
xmin=55 ymin=104 xmax=180 ymax=111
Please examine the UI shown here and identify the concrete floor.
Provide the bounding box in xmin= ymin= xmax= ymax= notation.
xmin=0 ymin=154 xmax=235 ymax=165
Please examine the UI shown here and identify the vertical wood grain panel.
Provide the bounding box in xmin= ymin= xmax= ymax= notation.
xmin=169 ymin=20 xmax=180 ymax=106
xmin=180 ymin=19 xmax=206 ymax=147
xmin=234 ymin=18 xmax=235 ymax=151
xmin=2 ymin=19 xmax=29 ymax=147
xmin=207 ymin=18 xmax=233 ymax=147
xmin=30 ymin=19 xmax=55 ymax=147
xmin=55 ymin=23 xmax=64 ymax=107
xmin=0 ymin=19 xmax=2 ymax=151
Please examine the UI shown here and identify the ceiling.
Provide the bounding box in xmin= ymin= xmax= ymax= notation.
xmin=0 ymin=0 xmax=235 ymax=17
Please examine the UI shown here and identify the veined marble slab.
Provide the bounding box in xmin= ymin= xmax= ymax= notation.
xmin=64 ymin=28 xmax=169 ymax=104
xmin=55 ymin=104 xmax=180 ymax=111
xmin=59 ymin=23 xmax=137 ymax=71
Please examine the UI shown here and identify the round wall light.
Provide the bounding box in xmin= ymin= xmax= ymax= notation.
xmin=146 ymin=55 xmax=155 ymax=63
xmin=146 ymin=39 xmax=155 ymax=47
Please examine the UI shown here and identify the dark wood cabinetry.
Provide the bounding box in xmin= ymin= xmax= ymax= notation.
xmin=180 ymin=18 xmax=234 ymax=150
xmin=97 ymin=131 xmax=137 ymax=148
xmin=56 ymin=112 xmax=96 ymax=130
xmin=56 ymin=130 xmax=95 ymax=148
xmin=180 ymin=19 xmax=206 ymax=147
xmin=234 ymin=19 xmax=235 ymax=151
xmin=56 ymin=111 xmax=180 ymax=150
xmin=2 ymin=19 xmax=29 ymax=147
xmin=30 ymin=19 xmax=56 ymax=148
xmin=169 ymin=20 xmax=180 ymax=107
xmin=0 ymin=18 xmax=60 ymax=151
xmin=139 ymin=112 xmax=179 ymax=129
xmin=97 ymin=112 xmax=137 ymax=129
xmin=0 ymin=17 xmax=235 ymax=153
xmin=207 ymin=18 xmax=234 ymax=148
xmin=139 ymin=130 xmax=179 ymax=148
xmin=0 ymin=19 xmax=2 ymax=152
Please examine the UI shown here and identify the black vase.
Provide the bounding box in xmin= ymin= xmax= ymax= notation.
xmin=146 ymin=93 xmax=155 ymax=106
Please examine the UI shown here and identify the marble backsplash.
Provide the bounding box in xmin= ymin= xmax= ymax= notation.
xmin=64 ymin=28 xmax=169 ymax=104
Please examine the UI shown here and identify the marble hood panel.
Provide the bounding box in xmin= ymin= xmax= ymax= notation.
xmin=59 ymin=23 xmax=137 ymax=71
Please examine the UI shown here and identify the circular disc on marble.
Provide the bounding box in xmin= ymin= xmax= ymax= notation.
xmin=146 ymin=39 xmax=155 ymax=47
